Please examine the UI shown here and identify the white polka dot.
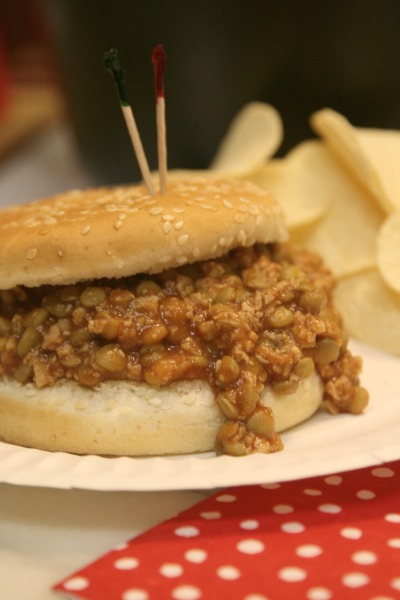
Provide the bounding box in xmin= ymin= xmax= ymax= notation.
xmin=122 ymin=589 xmax=149 ymax=600
xmin=281 ymin=521 xmax=305 ymax=534
xmin=387 ymin=538 xmax=400 ymax=549
xmin=172 ymin=585 xmax=202 ymax=600
xmin=63 ymin=576 xmax=89 ymax=591
xmin=385 ymin=513 xmax=400 ymax=523
xmin=237 ymin=539 xmax=265 ymax=554
xmin=391 ymin=577 xmax=400 ymax=591
xmin=217 ymin=565 xmax=241 ymax=580
xmin=113 ymin=542 xmax=129 ymax=551
xmin=114 ymin=557 xmax=139 ymax=570
xmin=240 ymin=519 xmax=260 ymax=530
xmin=341 ymin=527 xmax=363 ymax=540
xmin=296 ymin=544 xmax=323 ymax=558
xmin=278 ymin=566 xmax=307 ymax=582
xmin=303 ymin=488 xmax=322 ymax=496
xmin=184 ymin=548 xmax=208 ymax=563
xmin=215 ymin=494 xmax=236 ymax=502
xmin=174 ymin=526 xmax=200 ymax=537
xmin=351 ymin=550 xmax=377 ymax=565
xmin=244 ymin=595 xmax=269 ymax=600
xmin=357 ymin=489 xmax=376 ymax=500
xmin=273 ymin=504 xmax=294 ymax=514
xmin=324 ymin=475 xmax=342 ymax=486
xmin=372 ymin=467 xmax=395 ymax=478
xmin=341 ymin=572 xmax=370 ymax=588
xmin=306 ymin=587 xmax=332 ymax=600
xmin=318 ymin=503 xmax=342 ymax=514
xmin=159 ymin=563 xmax=184 ymax=578
xmin=200 ymin=511 xmax=221 ymax=520
xmin=260 ymin=482 xmax=281 ymax=489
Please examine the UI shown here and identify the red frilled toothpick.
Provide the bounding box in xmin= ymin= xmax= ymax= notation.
xmin=152 ymin=44 xmax=168 ymax=194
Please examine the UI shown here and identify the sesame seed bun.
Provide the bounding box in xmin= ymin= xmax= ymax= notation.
xmin=0 ymin=176 xmax=334 ymax=459
xmin=0 ymin=177 xmax=287 ymax=289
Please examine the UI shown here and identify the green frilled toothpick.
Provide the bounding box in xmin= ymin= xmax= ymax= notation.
xmin=104 ymin=48 xmax=155 ymax=195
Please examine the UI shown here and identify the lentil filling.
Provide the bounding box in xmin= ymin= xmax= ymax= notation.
xmin=0 ymin=243 xmax=368 ymax=456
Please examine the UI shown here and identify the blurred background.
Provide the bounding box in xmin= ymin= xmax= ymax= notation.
xmin=1 ymin=0 xmax=400 ymax=188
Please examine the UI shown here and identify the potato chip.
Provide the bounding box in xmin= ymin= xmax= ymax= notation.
xmin=210 ymin=102 xmax=283 ymax=176
xmin=251 ymin=139 xmax=382 ymax=277
xmin=311 ymin=108 xmax=400 ymax=214
xmin=377 ymin=210 xmax=400 ymax=293
xmin=250 ymin=141 xmax=331 ymax=229
xmin=334 ymin=269 xmax=400 ymax=355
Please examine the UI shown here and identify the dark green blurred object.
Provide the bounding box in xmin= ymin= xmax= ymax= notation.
xmin=44 ymin=0 xmax=400 ymax=185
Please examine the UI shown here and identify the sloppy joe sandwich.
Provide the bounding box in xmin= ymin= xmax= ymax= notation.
xmin=0 ymin=177 xmax=368 ymax=456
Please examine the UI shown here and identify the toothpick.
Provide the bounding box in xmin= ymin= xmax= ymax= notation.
xmin=104 ymin=48 xmax=154 ymax=195
xmin=151 ymin=45 xmax=168 ymax=194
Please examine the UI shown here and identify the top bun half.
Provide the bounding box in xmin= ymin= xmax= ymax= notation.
xmin=0 ymin=177 xmax=287 ymax=289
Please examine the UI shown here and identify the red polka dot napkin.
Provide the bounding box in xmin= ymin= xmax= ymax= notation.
xmin=54 ymin=460 xmax=400 ymax=600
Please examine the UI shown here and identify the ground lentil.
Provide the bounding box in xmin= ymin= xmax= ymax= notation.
xmin=0 ymin=243 xmax=368 ymax=456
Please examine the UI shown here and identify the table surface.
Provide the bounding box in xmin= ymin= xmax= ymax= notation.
xmin=0 ymin=123 xmax=208 ymax=600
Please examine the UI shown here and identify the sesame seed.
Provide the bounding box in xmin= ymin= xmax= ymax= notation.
xmin=178 ymin=234 xmax=189 ymax=245
xmin=173 ymin=207 xmax=185 ymax=213
xmin=219 ymin=237 xmax=227 ymax=246
xmin=163 ymin=222 xmax=172 ymax=234
xmin=149 ymin=397 xmax=162 ymax=407
xmin=162 ymin=214 xmax=175 ymax=222
xmin=26 ymin=247 xmax=37 ymax=260
xmin=25 ymin=386 xmax=37 ymax=397
xmin=58 ymin=250 xmax=63 ymax=257
xmin=234 ymin=213 xmax=245 ymax=223
xmin=223 ymin=199 xmax=233 ymax=208
xmin=200 ymin=204 xmax=213 ymax=210
xmin=114 ymin=220 xmax=123 ymax=230
xmin=239 ymin=196 xmax=250 ymax=204
xmin=81 ymin=225 xmax=92 ymax=235
xmin=25 ymin=219 xmax=40 ymax=228
xmin=149 ymin=206 xmax=163 ymax=215
xmin=176 ymin=255 xmax=188 ymax=264
xmin=42 ymin=216 xmax=57 ymax=225
xmin=238 ymin=230 xmax=247 ymax=244
xmin=119 ymin=213 xmax=127 ymax=220
xmin=174 ymin=220 xmax=184 ymax=230
xmin=193 ymin=246 xmax=201 ymax=257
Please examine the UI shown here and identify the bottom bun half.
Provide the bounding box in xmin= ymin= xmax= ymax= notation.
xmin=0 ymin=373 xmax=323 ymax=456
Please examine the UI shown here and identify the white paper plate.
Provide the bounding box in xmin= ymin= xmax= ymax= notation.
xmin=0 ymin=340 xmax=398 ymax=491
